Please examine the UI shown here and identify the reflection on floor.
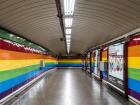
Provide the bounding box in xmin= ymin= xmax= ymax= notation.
xmin=5 ymin=69 xmax=134 ymax=105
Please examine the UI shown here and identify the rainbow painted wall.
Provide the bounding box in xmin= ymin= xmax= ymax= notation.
xmin=0 ymin=39 xmax=57 ymax=101
xmin=101 ymin=49 xmax=108 ymax=80
xmin=128 ymin=35 xmax=140 ymax=101
xmin=91 ymin=51 xmax=94 ymax=73
xmin=58 ymin=58 xmax=82 ymax=67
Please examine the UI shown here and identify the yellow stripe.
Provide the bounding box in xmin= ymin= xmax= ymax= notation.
xmin=0 ymin=59 xmax=57 ymax=71
xmin=102 ymin=57 xmax=107 ymax=61
xmin=128 ymin=57 xmax=140 ymax=69
xmin=0 ymin=60 xmax=41 ymax=71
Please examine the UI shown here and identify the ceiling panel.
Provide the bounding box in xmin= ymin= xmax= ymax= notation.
xmin=0 ymin=0 xmax=65 ymax=55
xmin=0 ymin=0 xmax=140 ymax=55
xmin=70 ymin=0 xmax=140 ymax=54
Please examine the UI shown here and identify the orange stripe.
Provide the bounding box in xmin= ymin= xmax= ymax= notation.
xmin=128 ymin=45 xmax=140 ymax=57
xmin=102 ymin=50 xmax=107 ymax=61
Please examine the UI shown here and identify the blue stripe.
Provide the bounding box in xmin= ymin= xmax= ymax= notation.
xmin=128 ymin=78 xmax=140 ymax=93
xmin=57 ymin=64 xmax=82 ymax=67
xmin=46 ymin=64 xmax=57 ymax=68
xmin=0 ymin=65 xmax=56 ymax=93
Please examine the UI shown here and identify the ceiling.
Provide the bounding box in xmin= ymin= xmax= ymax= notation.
xmin=0 ymin=0 xmax=140 ymax=55
xmin=0 ymin=0 xmax=65 ymax=55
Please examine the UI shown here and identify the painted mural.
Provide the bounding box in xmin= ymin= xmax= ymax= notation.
xmin=0 ymin=39 xmax=57 ymax=101
xmin=128 ymin=35 xmax=140 ymax=101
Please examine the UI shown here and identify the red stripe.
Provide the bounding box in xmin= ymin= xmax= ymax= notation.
xmin=128 ymin=34 xmax=140 ymax=47
xmin=0 ymin=39 xmax=41 ymax=54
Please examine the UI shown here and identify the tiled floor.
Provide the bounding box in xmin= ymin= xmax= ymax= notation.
xmin=5 ymin=69 xmax=134 ymax=105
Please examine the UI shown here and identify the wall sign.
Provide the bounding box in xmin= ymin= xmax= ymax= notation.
xmin=94 ymin=49 xmax=100 ymax=76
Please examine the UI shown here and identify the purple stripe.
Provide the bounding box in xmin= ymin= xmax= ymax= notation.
xmin=0 ymin=70 xmax=45 ymax=100
xmin=128 ymin=89 xmax=140 ymax=101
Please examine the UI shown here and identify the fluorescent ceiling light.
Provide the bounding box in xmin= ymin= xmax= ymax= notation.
xmin=67 ymin=43 xmax=70 ymax=45
xmin=67 ymin=45 xmax=70 ymax=53
xmin=64 ymin=0 xmax=75 ymax=16
xmin=66 ymin=34 xmax=71 ymax=39
xmin=65 ymin=29 xmax=72 ymax=34
xmin=67 ymin=40 xmax=70 ymax=43
xmin=67 ymin=40 xmax=71 ymax=43
xmin=65 ymin=18 xmax=73 ymax=28
xmin=67 ymin=46 xmax=70 ymax=49
xmin=66 ymin=37 xmax=71 ymax=41
xmin=67 ymin=49 xmax=70 ymax=53
xmin=66 ymin=39 xmax=71 ymax=43
xmin=67 ymin=42 xmax=70 ymax=45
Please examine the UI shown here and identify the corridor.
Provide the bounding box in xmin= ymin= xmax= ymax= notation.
xmin=5 ymin=69 xmax=134 ymax=105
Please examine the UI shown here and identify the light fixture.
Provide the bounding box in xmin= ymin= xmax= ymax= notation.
xmin=66 ymin=39 xmax=71 ymax=43
xmin=64 ymin=0 xmax=75 ymax=54
xmin=67 ymin=49 xmax=70 ymax=53
xmin=67 ymin=43 xmax=70 ymax=46
xmin=67 ymin=40 xmax=71 ymax=43
xmin=66 ymin=37 xmax=71 ymax=40
xmin=66 ymin=38 xmax=71 ymax=42
xmin=67 ymin=42 xmax=70 ymax=45
xmin=67 ymin=46 xmax=70 ymax=49
xmin=65 ymin=29 xmax=72 ymax=34
xmin=67 ymin=41 xmax=70 ymax=43
xmin=66 ymin=34 xmax=71 ymax=39
xmin=65 ymin=18 xmax=73 ymax=28
xmin=64 ymin=0 xmax=75 ymax=16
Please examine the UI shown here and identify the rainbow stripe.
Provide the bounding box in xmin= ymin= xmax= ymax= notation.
xmin=58 ymin=59 xmax=82 ymax=67
xmin=101 ymin=49 xmax=108 ymax=80
xmin=0 ymin=49 xmax=57 ymax=100
xmin=101 ymin=50 xmax=107 ymax=61
xmin=128 ymin=35 xmax=140 ymax=101
xmin=91 ymin=52 xmax=94 ymax=72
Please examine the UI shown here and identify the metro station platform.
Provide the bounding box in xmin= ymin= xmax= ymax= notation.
xmin=0 ymin=1 xmax=140 ymax=104
xmin=4 ymin=69 xmax=134 ymax=105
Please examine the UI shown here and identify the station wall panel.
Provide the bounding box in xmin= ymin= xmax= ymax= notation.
xmin=101 ymin=49 xmax=108 ymax=80
xmin=58 ymin=58 xmax=82 ymax=68
xmin=0 ymin=39 xmax=57 ymax=101
xmin=128 ymin=35 xmax=140 ymax=101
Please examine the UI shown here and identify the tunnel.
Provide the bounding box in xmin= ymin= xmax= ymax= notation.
xmin=0 ymin=0 xmax=140 ymax=105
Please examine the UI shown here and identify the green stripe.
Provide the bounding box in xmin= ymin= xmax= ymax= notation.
xmin=0 ymin=64 xmax=40 ymax=82
xmin=46 ymin=62 xmax=56 ymax=64
xmin=45 ymin=63 xmax=56 ymax=65
xmin=128 ymin=68 xmax=140 ymax=80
